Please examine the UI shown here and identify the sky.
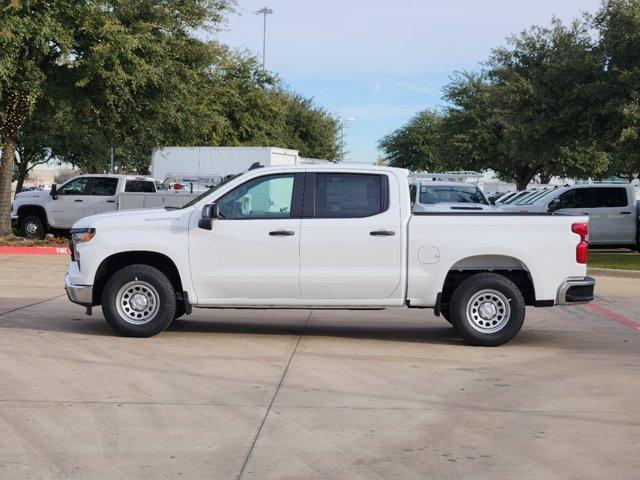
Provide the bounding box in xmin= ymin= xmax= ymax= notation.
xmin=215 ymin=0 xmax=602 ymax=163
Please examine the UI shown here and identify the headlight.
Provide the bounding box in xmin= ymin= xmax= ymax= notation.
xmin=70 ymin=228 xmax=96 ymax=244
xmin=69 ymin=228 xmax=95 ymax=265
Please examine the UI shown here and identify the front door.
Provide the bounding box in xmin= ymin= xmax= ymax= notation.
xmin=299 ymin=172 xmax=403 ymax=302
xmin=189 ymin=173 xmax=304 ymax=302
xmin=50 ymin=177 xmax=92 ymax=227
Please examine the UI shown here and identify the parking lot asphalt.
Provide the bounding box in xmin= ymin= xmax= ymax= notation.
xmin=0 ymin=255 xmax=638 ymax=479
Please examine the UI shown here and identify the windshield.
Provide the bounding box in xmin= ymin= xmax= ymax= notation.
xmin=514 ymin=189 xmax=553 ymax=205
xmin=502 ymin=190 xmax=531 ymax=204
xmin=419 ymin=184 xmax=488 ymax=205
xmin=177 ymin=173 xmax=242 ymax=210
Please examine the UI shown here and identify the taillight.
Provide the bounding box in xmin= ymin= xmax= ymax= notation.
xmin=571 ymin=222 xmax=588 ymax=264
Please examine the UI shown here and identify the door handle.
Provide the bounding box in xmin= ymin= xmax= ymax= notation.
xmin=74 ymin=199 xmax=83 ymax=203
xmin=620 ymin=211 xmax=632 ymax=215
xmin=269 ymin=230 xmax=295 ymax=236
xmin=370 ymin=230 xmax=396 ymax=236
xmin=106 ymin=200 xmax=116 ymax=203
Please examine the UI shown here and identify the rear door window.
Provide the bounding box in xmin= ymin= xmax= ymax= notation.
xmin=313 ymin=173 xmax=387 ymax=218
xmin=91 ymin=177 xmax=119 ymax=196
xmin=593 ymin=188 xmax=628 ymax=208
xmin=125 ymin=180 xmax=156 ymax=193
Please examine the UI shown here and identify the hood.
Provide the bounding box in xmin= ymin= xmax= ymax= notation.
xmin=14 ymin=191 xmax=47 ymax=201
xmin=72 ymin=207 xmax=191 ymax=229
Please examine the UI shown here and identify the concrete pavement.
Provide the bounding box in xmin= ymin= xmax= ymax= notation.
xmin=0 ymin=255 xmax=638 ymax=479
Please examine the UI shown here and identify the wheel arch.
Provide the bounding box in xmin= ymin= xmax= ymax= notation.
xmin=439 ymin=254 xmax=536 ymax=307
xmin=17 ymin=205 xmax=48 ymax=225
xmin=92 ymin=251 xmax=184 ymax=306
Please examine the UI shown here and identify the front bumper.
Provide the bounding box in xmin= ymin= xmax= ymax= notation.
xmin=65 ymin=275 xmax=93 ymax=307
xmin=10 ymin=214 xmax=18 ymax=228
xmin=557 ymin=276 xmax=595 ymax=305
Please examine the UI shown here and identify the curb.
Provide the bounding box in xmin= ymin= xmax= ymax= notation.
xmin=588 ymin=267 xmax=640 ymax=279
xmin=0 ymin=246 xmax=70 ymax=256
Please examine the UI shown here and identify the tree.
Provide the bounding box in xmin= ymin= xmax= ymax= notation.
xmin=447 ymin=19 xmax=607 ymax=189
xmin=378 ymin=110 xmax=449 ymax=171
xmin=379 ymin=16 xmax=610 ymax=190
xmin=0 ymin=1 xmax=80 ymax=234
xmin=595 ymin=0 xmax=640 ymax=181
xmin=0 ymin=0 xmax=233 ymax=233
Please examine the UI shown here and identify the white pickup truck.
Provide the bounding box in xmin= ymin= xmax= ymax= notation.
xmin=11 ymin=174 xmax=197 ymax=238
xmin=64 ymin=164 xmax=595 ymax=346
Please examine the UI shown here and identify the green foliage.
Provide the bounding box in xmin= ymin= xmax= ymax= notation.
xmin=0 ymin=0 xmax=340 ymax=185
xmin=379 ymin=3 xmax=640 ymax=189
xmin=378 ymin=110 xmax=447 ymax=171
xmin=595 ymin=0 xmax=640 ymax=180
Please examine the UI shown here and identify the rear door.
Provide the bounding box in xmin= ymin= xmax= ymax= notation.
xmin=299 ymin=172 xmax=402 ymax=301
xmin=589 ymin=186 xmax=635 ymax=244
xmin=84 ymin=177 xmax=120 ymax=216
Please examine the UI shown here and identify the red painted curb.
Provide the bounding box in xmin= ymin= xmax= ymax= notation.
xmin=0 ymin=246 xmax=70 ymax=256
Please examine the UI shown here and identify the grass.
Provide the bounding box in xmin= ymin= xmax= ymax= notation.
xmin=589 ymin=252 xmax=640 ymax=271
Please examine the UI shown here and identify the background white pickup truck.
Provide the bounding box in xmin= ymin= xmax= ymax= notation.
xmin=64 ymin=164 xmax=595 ymax=346
xmin=11 ymin=174 xmax=198 ymax=238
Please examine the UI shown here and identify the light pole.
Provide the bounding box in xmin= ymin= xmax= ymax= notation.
xmin=255 ymin=7 xmax=273 ymax=68
xmin=336 ymin=116 xmax=355 ymax=161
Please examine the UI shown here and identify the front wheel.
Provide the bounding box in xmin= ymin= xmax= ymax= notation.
xmin=449 ymin=273 xmax=525 ymax=346
xmin=21 ymin=214 xmax=46 ymax=239
xmin=101 ymin=265 xmax=176 ymax=337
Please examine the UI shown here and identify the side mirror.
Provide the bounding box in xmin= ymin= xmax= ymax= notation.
xmin=198 ymin=203 xmax=219 ymax=230
xmin=50 ymin=184 xmax=58 ymax=200
xmin=548 ymin=198 xmax=561 ymax=212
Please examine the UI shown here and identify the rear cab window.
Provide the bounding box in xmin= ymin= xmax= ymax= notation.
xmin=419 ymin=185 xmax=487 ymax=205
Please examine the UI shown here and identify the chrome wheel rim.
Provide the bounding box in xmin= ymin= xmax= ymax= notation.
xmin=466 ymin=289 xmax=511 ymax=333
xmin=116 ymin=280 xmax=160 ymax=325
xmin=24 ymin=221 xmax=39 ymax=237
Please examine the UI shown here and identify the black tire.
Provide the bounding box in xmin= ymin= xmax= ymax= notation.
xmin=20 ymin=214 xmax=46 ymax=239
xmin=101 ymin=264 xmax=176 ymax=337
xmin=449 ymin=273 xmax=525 ymax=346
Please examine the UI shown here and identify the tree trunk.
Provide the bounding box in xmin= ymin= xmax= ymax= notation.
xmin=14 ymin=160 xmax=29 ymax=194
xmin=0 ymin=134 xmax=17 ymax=235
xmin=539 ymin=172 xmax=552 ymax=185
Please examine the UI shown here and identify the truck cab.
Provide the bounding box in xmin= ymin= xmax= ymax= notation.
xmin=11 ymin=174 xmax=156 ymax=238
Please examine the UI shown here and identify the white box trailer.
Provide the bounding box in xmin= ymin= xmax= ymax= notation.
xmin=151 ymin=147 xmax=313 ymax=183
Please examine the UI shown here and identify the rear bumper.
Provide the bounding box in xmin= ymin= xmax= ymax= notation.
xmin=65 ymin=275 xmax=93 ymax=307
xmin=557 ymin=276 xmax=595 ymax=305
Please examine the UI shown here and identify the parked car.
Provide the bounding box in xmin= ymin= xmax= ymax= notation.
xmin=11 ymin=174 xmax=198 ymax=238
xmin=64 ymin=164 xmax=594 ymax=346
xmin=487 ymin=191 xmax=512 ymax=205
xmin=500 ymin=183 xmax=639 ymax=249
xmin=410 ymin=181 xmax=498 ymax=212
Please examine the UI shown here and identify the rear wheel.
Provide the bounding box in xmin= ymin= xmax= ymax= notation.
xmin=20 ymin=214 xmax=46 ymax=239
xmin=101 ymin=265 xmax=176 ymax=337
xmin=449 ymin=273 xmax=525 ymax=346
